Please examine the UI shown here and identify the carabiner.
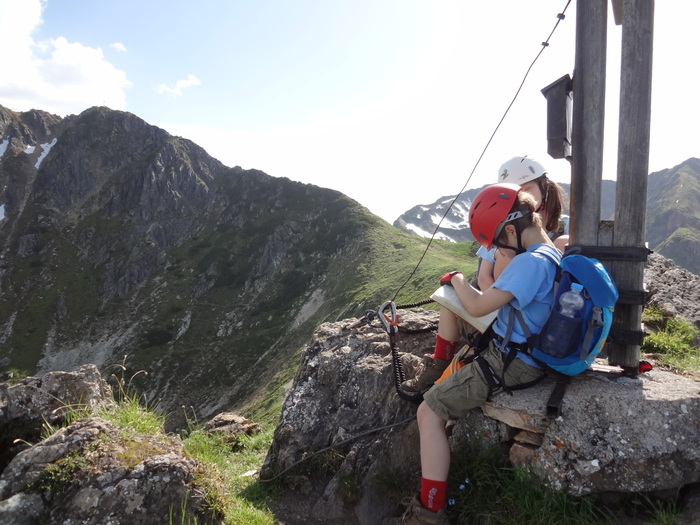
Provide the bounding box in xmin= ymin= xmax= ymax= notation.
xmin=377 ymin=300 xmax=399 ymax=336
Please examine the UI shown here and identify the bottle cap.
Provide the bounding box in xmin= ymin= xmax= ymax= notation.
xmin=571 ymin=283 xmax=583 ymax=292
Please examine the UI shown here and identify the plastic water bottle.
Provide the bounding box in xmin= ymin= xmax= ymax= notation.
xmin=559 ymin=283 xmax=585 ymax=318
xmin=541 ymin=283 xmax=585 ymax=358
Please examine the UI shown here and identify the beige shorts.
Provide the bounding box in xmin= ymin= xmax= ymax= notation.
xmin=423 ymin=340 xmax=544 ymax=421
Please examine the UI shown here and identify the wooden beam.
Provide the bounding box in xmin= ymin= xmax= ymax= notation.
xmin=608 ymin=0 xmax=655 ymax=369
xmin=570 ymin=0 xmax=607 ymax=247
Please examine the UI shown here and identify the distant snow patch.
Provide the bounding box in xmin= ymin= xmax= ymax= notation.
xmin=430 ymin=213 xmax=468 ymax=230
xmin=404 ymin=222 xmax=456 ymax=242
xmin=24 ymin=145 xmax=35 ymax=154
xmin=0 ymin=205 xmax=4 ymax=221
xmin=35 ymin=138 xmax=58 ymax=168
xmin=404 ymin=223 xmax=433 ymax=238
xmin=0 ymin=139 xmax=8 ymax=158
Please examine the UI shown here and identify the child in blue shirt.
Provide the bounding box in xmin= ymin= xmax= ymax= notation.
xmin=391 ymin=183 xmax=561 ymax=525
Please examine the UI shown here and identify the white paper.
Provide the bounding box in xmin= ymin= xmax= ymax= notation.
xmin=430 ymin=286 xmax=497 ymax=333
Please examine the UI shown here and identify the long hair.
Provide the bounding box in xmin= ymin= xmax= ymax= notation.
xmin=535 ymin=175 xmax=565 ymax=234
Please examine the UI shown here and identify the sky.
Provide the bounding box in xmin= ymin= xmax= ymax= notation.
xmin=0 ymin=1 xmax=698 ymax=224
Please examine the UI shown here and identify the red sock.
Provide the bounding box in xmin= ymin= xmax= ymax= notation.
xmin=433 ymin=334 xmax=459 ymax=361
xmin=420 ymin=477 xmax=448 ymax=511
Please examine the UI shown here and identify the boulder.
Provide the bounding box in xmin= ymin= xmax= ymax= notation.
xmin=0 ymin=416 xmax=219 ymax=524
xmin=0 ymin=364 xmax=113 ymax=472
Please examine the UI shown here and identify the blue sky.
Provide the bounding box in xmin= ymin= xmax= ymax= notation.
xmin=1 ymin=1 xmax=698 ymax=223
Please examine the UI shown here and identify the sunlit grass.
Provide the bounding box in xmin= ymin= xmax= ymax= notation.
xmin=446 ymin=440 xmax=613 ymax=525
xmin=642 ymin=307 xmax=700 ymax=374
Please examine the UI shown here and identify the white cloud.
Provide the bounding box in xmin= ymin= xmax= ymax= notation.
xmin=155 ymin=74 xmax=201 ymax=98
xmin=109 ymin=42 xmax=127 ymax=52
xmin=0 ymin=0 xmax=130 ymax=116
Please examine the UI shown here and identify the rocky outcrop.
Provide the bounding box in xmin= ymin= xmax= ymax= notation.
xmin=0 ymin=365 xmax=222 ymax=524
xmin=0 ymin=365 xmax=113 ymax=472
xmin=0 ymin=417 xmax=216 ymax=525
xmin=263 ymin=304 xmax=700 ymax=524
xmin=646 ymin=252 xmax=700 ymax=329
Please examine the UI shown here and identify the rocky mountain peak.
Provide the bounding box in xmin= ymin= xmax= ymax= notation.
xmin=0 ymin=104 xmax=468 ymax=433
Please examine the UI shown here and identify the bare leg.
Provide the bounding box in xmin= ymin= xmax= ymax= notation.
xmin=437 ymin=307 xmax=460 ymax=343
xmin=417 ymin=401 xmax=450 ymax=481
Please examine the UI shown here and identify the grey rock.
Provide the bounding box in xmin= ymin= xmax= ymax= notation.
xmin=0 ymin=491 xmax=44 ymax=525
xmin=0 ymin=364 xmax=113 ymax=472
xmin=0 ymin=416 xmax=218 ymax=524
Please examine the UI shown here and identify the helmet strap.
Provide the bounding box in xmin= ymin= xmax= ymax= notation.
xmin=513 ymin=222 xmax=526 ymax=254
xmin=492 ymin=241 xmax=517 ymax=254
xmin=493 ymin=223 xmax=527 ymax=255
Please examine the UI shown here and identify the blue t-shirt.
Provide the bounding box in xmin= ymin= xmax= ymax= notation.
xmin=491 ymin=244 xmax=561 ymax=365
xmin=476 ymin=245 xmax=496 ymax=264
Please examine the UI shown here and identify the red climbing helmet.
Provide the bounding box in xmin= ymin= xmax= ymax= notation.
xmin=469 ymin=183 xmax=523 ymax=248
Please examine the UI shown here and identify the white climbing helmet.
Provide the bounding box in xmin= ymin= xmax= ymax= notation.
xmin=497 ymin=156 xmax=548 ymax=185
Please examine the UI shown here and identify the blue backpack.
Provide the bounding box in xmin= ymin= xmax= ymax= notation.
xmin=515 ymin=253 xmax=619 ymax=375
xmin=495 ymin=251 xmax=618 ymax=415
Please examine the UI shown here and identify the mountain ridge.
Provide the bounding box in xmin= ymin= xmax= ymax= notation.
xmin=0 ymin=104 xmax=469 ymax=429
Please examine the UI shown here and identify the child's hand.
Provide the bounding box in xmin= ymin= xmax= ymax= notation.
xmin=440 ymin=271 xmax=462 ymax=286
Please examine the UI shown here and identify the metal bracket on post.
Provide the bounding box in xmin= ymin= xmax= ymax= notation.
xmin=564 ymin=245 xmax=651 ymax=262
xmin=608 ymin=327 xmax=646 ymax=346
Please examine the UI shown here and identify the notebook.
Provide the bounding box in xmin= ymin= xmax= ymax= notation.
xmin=430 ymin=285 xmax=497 ymax=333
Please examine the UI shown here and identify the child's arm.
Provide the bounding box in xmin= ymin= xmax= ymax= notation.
xmin=477 ymin=259 xmax=495 ymax=290
xmin=451 ymin=272 xmax=514 ymax=318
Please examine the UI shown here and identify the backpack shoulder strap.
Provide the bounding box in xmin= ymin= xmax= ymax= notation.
xmin=533 ymin=245 xmax=562 ymax=267
xmin=511 ymin=246 xmax=561 ymax=348
xmin=490 ymin=246 xmax=562 ymax=393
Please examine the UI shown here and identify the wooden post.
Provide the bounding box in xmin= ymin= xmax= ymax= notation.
xmin=607 ymin=0 xmax=655 ymax=368
xmin=569 ymin=0 xmax=607 ymax=247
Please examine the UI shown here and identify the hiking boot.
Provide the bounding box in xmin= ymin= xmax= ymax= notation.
xmin=384 ymin=495 xmax=450 ymax=525
xmin=399 ymin=355 xmax=450 ymax=402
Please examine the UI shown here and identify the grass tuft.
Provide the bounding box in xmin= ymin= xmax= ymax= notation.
xmin=446 ymin=440 xmax=613 ymax=525
xmin=642 ymin=311 xmax=700 ymax=373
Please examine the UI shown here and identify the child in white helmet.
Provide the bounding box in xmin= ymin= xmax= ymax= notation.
xmin=477 ymin=156 xmax=569 ymax=290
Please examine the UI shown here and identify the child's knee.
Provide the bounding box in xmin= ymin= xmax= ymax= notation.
xmin=417 ymin=401 xmax=443 ymax=429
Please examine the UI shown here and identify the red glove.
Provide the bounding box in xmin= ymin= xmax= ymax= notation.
xmin=440 ymin=271 xmax=462 ymax=286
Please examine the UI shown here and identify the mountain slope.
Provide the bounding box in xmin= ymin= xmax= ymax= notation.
xmin=645 ymin=158 xmax=700 ymax=274
xmin=0 ymin=105 xmax=473 ymax=428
